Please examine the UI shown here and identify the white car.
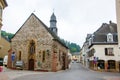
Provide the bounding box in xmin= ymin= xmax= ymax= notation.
xmin=3 ymin=55 xmax=8 ymax=67
xmin=15 ymin=61 xmax=24 ymax=70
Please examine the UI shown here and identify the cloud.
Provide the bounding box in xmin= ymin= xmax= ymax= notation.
xmin=2 ymin=0 xmax=116 ymax=46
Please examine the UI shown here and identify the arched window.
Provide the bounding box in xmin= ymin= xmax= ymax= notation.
xmin=19 ymin=51 xmax=21 ymax=60
xmin=42 ymin=51 xmax=45 ymax=62
xmin=107 ymin=33 xmax=113 ymax=42
xmin=29 ymin=40 xmax=35 ymax=54
xmin=97 ymin=60 xmax=105 ymax=69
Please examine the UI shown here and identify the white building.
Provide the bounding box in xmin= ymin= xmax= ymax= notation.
xmin=85 ymin=21 xmax=120 ymax=72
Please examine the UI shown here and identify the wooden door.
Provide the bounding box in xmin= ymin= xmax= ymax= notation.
xmin=29 ymin=59 xmax=34 ymax=70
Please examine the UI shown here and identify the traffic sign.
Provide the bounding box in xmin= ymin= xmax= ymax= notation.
xmin=11 ymin=52 xmax=15 ymax=62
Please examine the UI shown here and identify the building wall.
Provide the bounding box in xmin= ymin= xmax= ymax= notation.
xmin=11 ymin=14 xmax=68 ymax=71
xmin=52 ymin=41 xmax=68 ymax=71
xmin=89 ymin=44 xmax=120 ymax=72
xmin=0 ymin=37 xmax=10 ymax=58
xmin=116 ymin=0 xmax=120 ymax=47
xmin=0 ymin=0 xmax=7 ymax=37
xmin=0 ymin=1 xmax=4 ymax=28
xmin=11 ymin=14 xmax=53 ymax=71
xmin=89 ymin=45 xmax=120 ymax=61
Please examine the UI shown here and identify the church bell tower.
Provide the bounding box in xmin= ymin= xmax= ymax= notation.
xmin=49 ymin=13 xmax=58 ymax=35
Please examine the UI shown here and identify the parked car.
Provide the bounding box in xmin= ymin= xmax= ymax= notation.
xmin=15 ymin=61 xmax=24 ymax=70
xmin=3 ymin=55 xmax=8 ymax=67
xmin=0 ymin=58 xmax=3 ymax=66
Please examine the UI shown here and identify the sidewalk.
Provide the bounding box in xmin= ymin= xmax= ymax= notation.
xmin=0 ymin=73 xmax=9 ymax=80
xmin=0 ymin=67 xmax=44 ymax=80
xmin=103 ymin=77 xmax=120 ymax=80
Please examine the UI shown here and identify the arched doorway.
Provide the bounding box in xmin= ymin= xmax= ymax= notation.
xmin=97 ymin=60 xmax=105 ymax=69
xmin=29 ymin=59 xmax=34 ymax=70
xmin=108 ymin=60 xmax=116 ymax=70
xmin=28 ymin=40 xmax=35 ymax=70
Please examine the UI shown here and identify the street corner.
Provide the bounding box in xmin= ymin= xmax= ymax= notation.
xmin=0 ymin=73 xmax=9 ymax=80
xmin=103 ymin=77 xmax=120 ymax=80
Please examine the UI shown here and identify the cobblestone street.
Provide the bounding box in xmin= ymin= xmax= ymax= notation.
xmin=1 ymin=63 xmax=119 ymax=80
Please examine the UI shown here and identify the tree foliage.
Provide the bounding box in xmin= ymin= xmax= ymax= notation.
xmin=60 ymin=39 xmax=81 ymax=54
xmin=1 ymin=30 xmax=14 ymax=41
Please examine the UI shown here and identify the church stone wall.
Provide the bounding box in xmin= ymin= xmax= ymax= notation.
xmin=11 ymin=14 xmax=54 ymax=70
xmin=11 ymin=14 xmax=68 ymax=71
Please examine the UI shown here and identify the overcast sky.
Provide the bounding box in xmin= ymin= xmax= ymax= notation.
xmin=2 ymin=0 xmax=116 ymax=47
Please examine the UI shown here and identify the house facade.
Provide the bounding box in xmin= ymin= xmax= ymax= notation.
xmin=0 ymin=36 xmax=10 ymax=59
xmin=80 ymin=39 xmax=90 ymax=67
xmin=72 ymin=52 xmax=80 ymax=62
xmin=85 ymin=21 xmax=120 ymax=72
xmin=9 ymin=13 xmax=69 ymax=72
xmin=0 ymin=0 xmax=7 ymax=38
xmin=116 ymin=0 xmax=120 ymax=46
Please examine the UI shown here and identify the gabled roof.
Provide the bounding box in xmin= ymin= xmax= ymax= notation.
xmin=93 ymin=21 xmax=117 ymax=42
xmin=12 ymin=13 xmax=68 ymax=49
xmin=88 ymin=21 xmax=118 ymax=48
xmin=94 ymin=22 xmax=117 ymax=34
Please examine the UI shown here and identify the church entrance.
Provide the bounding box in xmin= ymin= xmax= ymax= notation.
xmin=28 ymin=40 xmax=35 ymax=70
xmin=29 ymin=59 xmax=34 ymax=70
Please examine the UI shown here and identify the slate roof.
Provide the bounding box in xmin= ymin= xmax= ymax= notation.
xmin=12 ymin=13 xmax=68 ymax=49
xmin=90 ymin=21 xmax=118 ymax=45
xmin=50 ymin=13 xmax=57 ymax=21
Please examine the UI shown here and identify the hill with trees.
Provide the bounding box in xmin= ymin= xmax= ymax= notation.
xmin=61 ymin=39 xmax=81 ymax=54
xmin=1 ymin=30 xmax=14 ymax=41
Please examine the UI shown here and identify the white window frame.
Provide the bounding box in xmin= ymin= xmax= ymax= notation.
xmin=107 ymin=33 xmax=113 ymax=42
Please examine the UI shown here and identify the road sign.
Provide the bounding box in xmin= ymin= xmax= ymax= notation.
xmin=11 ymin=52 xmax=15 ymax=62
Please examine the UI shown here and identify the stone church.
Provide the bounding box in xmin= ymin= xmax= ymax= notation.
xmin=9 ymin=13 xmax=69 ymax=71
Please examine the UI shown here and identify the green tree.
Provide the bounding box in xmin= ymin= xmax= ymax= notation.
xmin=1 ymin=30 xmax=14 ymax=40
xmin=60 ymin=38 xmax=81 ymax=53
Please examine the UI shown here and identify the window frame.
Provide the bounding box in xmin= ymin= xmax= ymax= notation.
xmin=105 ymin=48 xmax=114 ymax=56
xmin=107 ymin=33 xmax=113 ymax=42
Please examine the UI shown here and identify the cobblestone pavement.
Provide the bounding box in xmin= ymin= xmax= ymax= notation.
xmin=13 ymin=63 xmax=120 ymax=80
xmin=0 ymin=73 xmax=9 ymax=80
xmin=103 ymin=77 xmax=120 ymax=80
xmin=0 ymin=63 xmax=120 ymax=80
xmin=0 ymin=67 xmax=45 ymax=80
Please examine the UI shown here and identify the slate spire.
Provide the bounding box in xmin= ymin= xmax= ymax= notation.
xmin=50 ymin=13 xmax=57 ymax=35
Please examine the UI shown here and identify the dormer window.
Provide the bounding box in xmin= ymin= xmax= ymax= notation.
xmin=89 ymin=38 xmax=92 ymax=45
xmin=107 ymin=33 xmax=113 ymax=42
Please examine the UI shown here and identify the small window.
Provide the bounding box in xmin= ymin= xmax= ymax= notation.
xmin=42 ymin=51 xmax=45 ymax=62
xmin=19 ymin=51 xmax=21 ymax=60
xmin=107 ymin=33 xmax=113 ymax=42
xmin=29 ymin=40 xmax=35 ymax=54
xmin=104 ymin=48 xmax=114 ymax=56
